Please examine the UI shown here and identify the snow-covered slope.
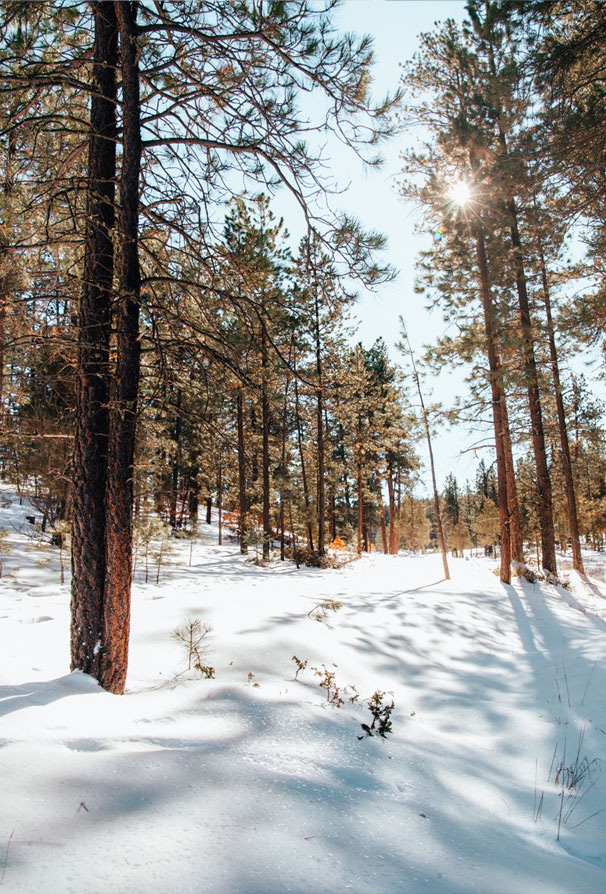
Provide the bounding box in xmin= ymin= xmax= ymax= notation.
xmin=2 ymin=489 xmax=606 ymax=893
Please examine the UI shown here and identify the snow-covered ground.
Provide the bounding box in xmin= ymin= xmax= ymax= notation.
xmin=2 ymin=488 xmax=606 ymax=893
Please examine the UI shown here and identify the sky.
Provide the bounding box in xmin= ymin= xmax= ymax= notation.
xmin=327 ymin=1 xmax=477 ymax=491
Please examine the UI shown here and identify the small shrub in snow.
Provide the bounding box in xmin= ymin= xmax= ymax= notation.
xmin=312 ymin=664 xmax=358 ymax=707
xmin=172 ymin=617 xmax=213 ymax=673
xmin=512 ymin=562 xmax=537 ymax=583
xmin=358 ymin=690 xmax=395 ymax=739
xmin=0 ymin=528 xmax=12 ymax=579
xmin=307 ymin=599 xmax=342 ymax=622
xmin=292 ymin=655 xmax=308 ymax=679
xmin=292 ymin=547 xmax=355 ymax=569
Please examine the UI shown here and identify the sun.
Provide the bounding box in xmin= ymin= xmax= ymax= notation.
xmin=448 ymin=180 xmax=472 ymax=206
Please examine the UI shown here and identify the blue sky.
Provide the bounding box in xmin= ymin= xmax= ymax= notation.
xmin=330 ymin=1 xmax=477 ymax=490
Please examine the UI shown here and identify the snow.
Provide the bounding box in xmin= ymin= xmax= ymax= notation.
xmin=2 ymin=488 xmax=606 ymax=893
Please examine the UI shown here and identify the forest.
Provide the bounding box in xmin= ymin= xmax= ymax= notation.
xmin=1 ymin=0 xmax=605 ymax=696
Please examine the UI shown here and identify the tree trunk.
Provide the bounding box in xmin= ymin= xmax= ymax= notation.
xmin=217 ymin=456 xmax=223 ymax=546
xmin=101 ymin=0 xmax=142 ymax=694
xmin=539 ymin=247 xmax=584 ymax=573
xmin=169 ymin=389 xmax=181 ymax=529
xmin=387 ymin=467 xmax=397 ymax=555
xmin=314 ymin=290 xmax=326 ymax=557
xmin=500 ymin=396 xmax=524 ymax=564
xmin=473 ymin=219 xmax=511 ymax=584
xmin=237 ymin=386 xmax=248 ymax=553
xmin=293 ymin=375 xmax=314 ymax=552
xmin=356 ymin=415 xmax=363 ymax=556
xmin=401 ymin=329 xmax=449 ymax=578
xmin=71 ymin=2 xmax=117 ymax=679
xmin=379 ymin=489 xmax=388 ymax=554
xmin=261 ymin=325 xmax=271 ymax=561
xmin=506 ymin=199 xmax=557 ymax=574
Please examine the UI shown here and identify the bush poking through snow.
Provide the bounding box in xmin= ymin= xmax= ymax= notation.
xmin=0 ymin=528 xmax=12 ymax=579
xmin=292 ymin=655 xmax=308 ymax=679
xmin=172 ymin=617 xmax=214 ymax=676
xmin=312 ymin=664 xmax=358 ymax=707
xmin=307 ymin=599 xmax=343 ymax=622
xmin=359 ymin=690 xmax=395 ymax=739
xmin=292 ymin=547 xmax=356 ymax=569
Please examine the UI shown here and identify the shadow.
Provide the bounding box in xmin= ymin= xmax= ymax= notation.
xmin=0 ymin=672 xmax=101 ymax=718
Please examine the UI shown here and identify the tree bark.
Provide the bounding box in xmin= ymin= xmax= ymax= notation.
xmin=237 ymin=386 xmax=248 ymax=553
xmin=379 ymin=488 xmax=388 ymax=554
xmin=500 ymin=396 xmax=524 ymax=564
xmin=261 ymin=323 xmax=271 ymax=561
xmin=71 ymin=2 xmax=117 ymax=678
xmin=473 ymin=219 xmax=511 ymax=584
xmin=217 ymin=456 xmax=223 ymax=546
xmin=101 ymin=0 xmax=142 ymax=693
xmin=314 ymin=289 xmax=326 ymax=557
xmin=539 ymin=247 xmax=584 ymax=573
xmin=386 ymin=465 xmax=397 ymax=555
xmin=506 ymin=199 xmax=557 ymax=574
xmin=293 ymin=374 xmax=314 ymax=552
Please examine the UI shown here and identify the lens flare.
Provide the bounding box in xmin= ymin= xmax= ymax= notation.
xmin=449 ymin=180 xmax=472 ymax=206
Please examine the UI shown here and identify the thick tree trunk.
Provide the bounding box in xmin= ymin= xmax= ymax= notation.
xmin=71 ymin=3 xmax=117 ymax=678
xmin=539 ymin=249 xmax=584 ymax=573
xmin=473 ymin=220 xmax=511 ymax=584
xmin=101 ymin=0 xmax=142 ymax=694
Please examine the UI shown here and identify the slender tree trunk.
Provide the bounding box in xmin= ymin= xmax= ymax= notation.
xmin=402 ymin=330 xmax=449 ymax=578
xmin=205 ymin=497 xmax=212 ymax=525
xmin=101 ymin=0 xmax=142 ymax=694
xmin=0 ymin=131 xmax=16 ymax=429
xmin=357 ymin=448 xmax=363 ymax=557
xmin=217 ymin=456 xmax=223 ymax=546
xmin=279 ymin=377 xmax=289 ymax=561
xmin=473 ymin=220 xmax=511 ymax=584
xmin=539 ymin=248 xmax=584 ymax=573
xmin=169 ymin=389 xmax=181 ymax=529
xmin=314 ymin=290 xmax=326 ymax=556
xmin=293 ymin=375 xmax=314 ymax=552
xmin=500 ymin=394 xmax=524 ymax=564
xmin=506 ymin=200 xmax=557 ymax=574
xmin=387 ymin=466 xmax=397 ymax=554
xmin=237 ymin=387 xmax=248 ymax=553
xmin=261 ymin=324 xmax=271 ymax=561
xmin=379 ymin=488 xmax=388 ymax=554
xmin=71 ymin=2 xmax=117 ymax=679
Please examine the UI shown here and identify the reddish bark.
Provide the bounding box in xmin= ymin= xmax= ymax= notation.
xmin=71 ymin=2 xmax=117 ymax=677
xmin=101 ymin=0 xmax=142 ymax=693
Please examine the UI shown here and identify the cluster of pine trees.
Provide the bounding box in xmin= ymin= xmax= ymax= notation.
xmin=0 ymin=2 xmax=421 ymax=693
xmin=1 ymin=1 xmax=605 ymax=694
xmin=399 ymin=0 xmax=606 ymax=583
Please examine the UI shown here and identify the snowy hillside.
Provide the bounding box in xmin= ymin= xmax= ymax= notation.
xmin=2 ymin=488 xmax=606 ymax=893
